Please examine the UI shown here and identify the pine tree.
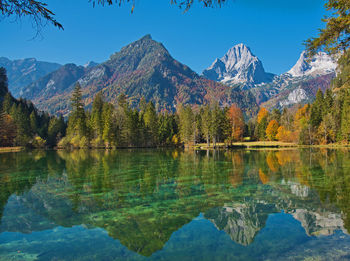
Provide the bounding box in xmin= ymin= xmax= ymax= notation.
xmin=91 ymin=92 xmax=104 ymax=140
xmin=1 ymin=93 xmax=12 ymax=113
xmin=102 ymin=102 xmax=115 ymax=147
xmin=29 ymin=111 xmax=38 ymax=135
xmin=0 ymin=67 xmax=9 ymax=98
xmin=210 ymin=104 xmax=222 ymax=147
xmin=144 ymin=102 xmax=158 ymax=145
xmin=68 ymin=83 xmax=88 ymax=138
xmin=201 ymin=105 xmax=212 ymax=146
xmin=341 ymin=89 xmax=350 ymax=142
xmin=310 ymin=89 xmax=325 ymax=128
xmin=178 ymin=105 xmax=194 ymax=146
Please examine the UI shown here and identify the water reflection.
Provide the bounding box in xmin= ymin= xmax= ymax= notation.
xmin=0 ymin=149 xmax=350 ymax=258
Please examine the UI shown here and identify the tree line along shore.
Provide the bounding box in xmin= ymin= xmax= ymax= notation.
xmin=1 ymin=51 xmax=350 ymax=150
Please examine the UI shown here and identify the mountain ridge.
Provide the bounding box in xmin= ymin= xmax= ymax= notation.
xmin=0 ymin=57 xmax=62 ymax=98
xmin=22 ymin=35 xmax=259 ymax=117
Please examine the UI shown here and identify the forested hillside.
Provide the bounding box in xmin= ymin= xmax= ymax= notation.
xmin=0 ymin=68 xmax=66 ymax=147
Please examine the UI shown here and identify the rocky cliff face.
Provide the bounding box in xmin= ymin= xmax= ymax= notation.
xmin=287 ymin=51 xmax=337 ymax=77
xmin=203 ymin=43 xmax=275 ymax=87
xmin=250 ymin=51 xmax=337 ymax=109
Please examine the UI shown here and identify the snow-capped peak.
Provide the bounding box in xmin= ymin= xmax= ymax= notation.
xmin=203 ymin=43 xmax=274 ymax=86
xmin=287 ymin=51 xmax=337 ymax=77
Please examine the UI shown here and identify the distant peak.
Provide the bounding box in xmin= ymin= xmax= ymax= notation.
xmin=84 ymin=61 xmax=98 ymax=68
xmin=234 ymin=43 xmax=248 ymax=48
xmin=203 ymin=43 xmax=273 ymax=85
xmin=287 ymin=50 xmax=336 ymax=77
xmin=228 ymin=43 xmax=253 ymax=55
xmin=140 ymin=34 xmax=152 ymax=41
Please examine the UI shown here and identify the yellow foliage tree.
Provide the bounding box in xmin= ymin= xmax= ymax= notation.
xmin=266 ymin=120 xmax=279 ymax=141
xmin=276 ymin=125 xmax=295 ymax=142
xmin=257 ymin=107 xmax=269 ymax=124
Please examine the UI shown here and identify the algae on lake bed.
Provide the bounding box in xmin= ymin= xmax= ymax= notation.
xmin=0 ymin=149 xmax=350 ymax=260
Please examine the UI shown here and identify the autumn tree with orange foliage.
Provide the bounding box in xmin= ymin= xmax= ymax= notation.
xmin=276 ymin=126 xmax=295 ymax=142
xmin=257 ymin=107 xmax=268 ymax=124
xmin=227 ymin=104 xmax=245 ymax=143
xmin=255 ymin=107 xmax=269 ymax=140
xmin=266 ymin=120 xmax=279 ymax=141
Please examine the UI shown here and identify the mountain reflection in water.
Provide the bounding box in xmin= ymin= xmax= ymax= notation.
xmin=0 ymin=149 xmax=350 ymax=260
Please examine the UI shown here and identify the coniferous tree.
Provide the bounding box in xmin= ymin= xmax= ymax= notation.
xmin=144 ymin=102 xmax=158 ymax=146
xmin=102 ymin=102 xmax=115 ymax=147
xmin=2 ymin=93 xmax=12 ymax=114
xmin=341 ymin=90 xmax=350 ymax=142
xmin=310 ymin=89 xmax=325 ymax=128
xmin=178 ymin=105 xmax=194 ymax=145
xmin=68 ymin=83 xmax=88 ymax=140
xmin=91 ymin=92 xmax=104 ymax=142
xmin=29 ymin=111 xmax=38 ymax=135
xmin=201 ymin=105 xmax=212 ymax=146
xmin=0 ymin=67 xmax=8 ymax=99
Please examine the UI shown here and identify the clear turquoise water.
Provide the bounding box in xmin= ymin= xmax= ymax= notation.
xmin=0 ymin=149 xmax=350 ymax=260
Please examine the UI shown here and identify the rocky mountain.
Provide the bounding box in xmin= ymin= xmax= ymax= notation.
xmin=203 ymin=44 xmax=337 ymax=110
xmin=202 ymin=43 xmax=275 ymax=87
xmin=246 ymin=51 xmax=337 ymax=110
xmin=22 ymin=35 xmax=259 ymax=116
xmin=22 ymin=64 xmax=88 ymax=114
xmin=83 ymin=61 xmax=99 ymax=68
xmin=0 ymin=57 xmax=61 ymax=98
xmin=6 ymin=40 xmax=337 ymax=116
xmin=287 ymin=51 xmax=337 ymax=77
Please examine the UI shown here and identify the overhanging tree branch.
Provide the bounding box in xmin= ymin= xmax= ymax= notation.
xmin=0 ymin=0 xmax=63 ymax=32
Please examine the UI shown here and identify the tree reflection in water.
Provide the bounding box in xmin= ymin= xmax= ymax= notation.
xmin=0 ymin=148 xmax=349 ymax=257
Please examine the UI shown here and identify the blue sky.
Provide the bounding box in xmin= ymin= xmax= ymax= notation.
xmin=1 ymin=0 xmax=327 ymax=75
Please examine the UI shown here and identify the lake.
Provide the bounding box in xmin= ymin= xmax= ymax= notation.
xmin=0 ymin=149 xmax=350 ymax=260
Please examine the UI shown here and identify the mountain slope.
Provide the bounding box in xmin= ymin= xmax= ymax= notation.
xmin=0 ymin=57 xmax=61 ymax=97
xmin=202 ymin=43 xmax=275 ymax=87
xmin=287 ymin=51 xmax=337 ymax=77
xmin=252 ymin=51 xmax=337 ymax=109
xmin=25 ymin=35 xmax=259 ymax=116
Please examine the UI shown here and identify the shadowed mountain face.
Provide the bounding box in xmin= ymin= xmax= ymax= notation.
xmin=0 ymin=57 xmax=61 ymax=98
xmin=0 ymin=149 xmax=350 ymax=258
xmin=19 ymin=35 xmax=259 ymax=117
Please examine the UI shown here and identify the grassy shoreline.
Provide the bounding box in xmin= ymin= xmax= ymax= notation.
xmin=1 ymin=142 xmax=350 ymax=153
xmin=193 ymin=141 xmax=350 ymax=149
xmin=0 ymin=147 xmax=24 ymax=153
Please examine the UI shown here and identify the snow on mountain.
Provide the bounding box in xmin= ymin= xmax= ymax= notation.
xmin=203 ymin=43 xmax=275 ymax=86
xmin=287 ymin=51 xmax=337 ymax=77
